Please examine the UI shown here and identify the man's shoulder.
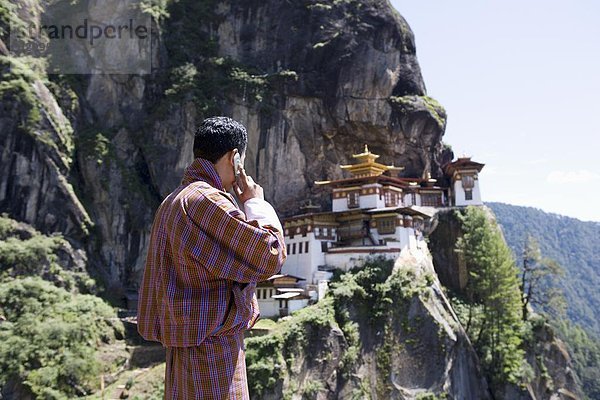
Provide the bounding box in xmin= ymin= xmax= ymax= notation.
xmin=185 ymin=181 xmax=233 ymax=204
xmin=162 ymin=181 xmax=220 ymax=202
xmin=168 ymin=181 xmax=241 ymax=217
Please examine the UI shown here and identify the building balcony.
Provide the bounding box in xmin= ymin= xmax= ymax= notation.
xmin=325 ymin=245 xmax=401 ymax=254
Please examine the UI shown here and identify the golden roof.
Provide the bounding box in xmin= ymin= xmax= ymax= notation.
xmin=426 ymin=172 xmax=437 ymax=183
xmin=339 ymin=144 xmax=404 ymax=178
xmin=351 ymin=144 xmax=380 ymax=163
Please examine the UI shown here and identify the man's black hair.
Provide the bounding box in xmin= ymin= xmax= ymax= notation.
xmin=193 ymin=117 xmax=248 ymax=163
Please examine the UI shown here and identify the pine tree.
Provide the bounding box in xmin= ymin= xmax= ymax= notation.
xmin=520 ymin=235 xmax=565 ymax=321
xmin=456 ymin=207 xmax=525 ymax=385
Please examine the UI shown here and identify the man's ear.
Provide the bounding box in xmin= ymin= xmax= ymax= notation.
xmin=225 ymin=149 xmax=236 ymax=166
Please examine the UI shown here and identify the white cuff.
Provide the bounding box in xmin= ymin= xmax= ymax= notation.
xmin=244 ymin=198 xmax=284 ymax=233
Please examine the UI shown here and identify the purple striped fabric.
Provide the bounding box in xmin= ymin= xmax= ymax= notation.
xmin=137 ymin=157 xmax=286 ymax=371
xmin=165 ymin=332 xmax=248 ymax=399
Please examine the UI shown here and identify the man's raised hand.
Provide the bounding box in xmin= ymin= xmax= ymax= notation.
xmin=234 ymin=168 xmax=264 ymax=203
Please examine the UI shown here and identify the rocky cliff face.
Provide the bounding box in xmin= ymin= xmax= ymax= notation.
xmin=245 ymin=246 xmax=583 ymax=400
xmin=246 ymin=251 xmax=491 ymax=400
xmin=497 ymin=320 xmax=583 ymax=400
xmin=0 ymin=0 xmax=448 ymax=290
xmin=211 ymin=0 xmax=449 ymax=211
xmin=0 ymin=56 xmax=91 ymax=240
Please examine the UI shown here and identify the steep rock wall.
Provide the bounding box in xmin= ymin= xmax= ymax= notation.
xmin=0 ymin=0 xmax=448 ymax=289
xmin=212 ymin=0 xmax=448 ymax=213
xmin=0 ymin=56 xmax=91 ymax=241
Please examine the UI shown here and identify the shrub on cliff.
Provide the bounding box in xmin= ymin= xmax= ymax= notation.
xmin=0 ymin=215 xmax=95 ymax=293
xmin=246 ymin=256 xmax=435 ymax=399
xmin=0 ymin=277 xmax=123 ymax=399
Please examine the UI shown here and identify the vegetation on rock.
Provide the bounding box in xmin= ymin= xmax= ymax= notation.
xmin=0 ymin=216 xmax=123 ymax=399
xmin=551 ymin=319 xmax=600 ymax=399
xmin=0 ymin=278 xmax=124 ymax=399
xmin=0 ymin=215 xmax=94 ymax=292
xmin=453 ymin=207 xmax=526 ymax=388
xmin=0 ymin=55 xmax=45 ymax=131
xmin=246 ymin=256 xmax=443 ymax=399
xmin=389 ymin=95 xmax=447 ymax=129
xmin=245 ymin=297 xmax=336 ymax=398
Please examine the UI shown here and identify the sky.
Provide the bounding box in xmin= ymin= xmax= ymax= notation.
xmin=390 ymin=0 xmax=600 ymax=222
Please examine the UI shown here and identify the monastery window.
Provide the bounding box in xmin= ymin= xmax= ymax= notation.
xmin=286 ymin=244 xmax=290 ymax=255
xmin=299 ymin=242 xmax=303 ymax=254
xmin=270 ymin=289 xmax=274 ymax=297
xmin=257 ymin=289 xmax=262 ymax=300
xmin=305 ymin=242 xmax=309 ymax=253
xmin=292 ymin=243 xmax=296 ymax=254
xmin=462 ymin=175 xmax=475 ymax=189
xmin=385 ymin=191 xmax=398 ymax=207
xmin=421 ymin=193 xmax=442 ymax=207
xmin=321 ymin=242 xmax=328 ymax=253
xmin=465 ymin=189 xmax=473 ymax=201
xmin=347 ymin=191 xmax=359 ymax=208
xmin=377 ymin=218 xmax=396 ymax=234
xmin=323 ymin=228 xmax=328 ymax=236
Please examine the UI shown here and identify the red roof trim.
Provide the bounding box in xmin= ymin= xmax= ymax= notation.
xmin=326 ymin=248 xmax=401 ymax=254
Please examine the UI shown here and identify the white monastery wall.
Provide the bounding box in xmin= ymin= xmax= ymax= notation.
xmin=257 ymin=299 xmax=279 ymax=318
xmin=453 ymin=180 xmax=483 ymax=206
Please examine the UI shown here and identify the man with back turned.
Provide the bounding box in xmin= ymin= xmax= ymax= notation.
xmin=137 ymin=117 xmax=287 ymax=399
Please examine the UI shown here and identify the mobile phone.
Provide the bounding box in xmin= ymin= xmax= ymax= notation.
xmin=233 ymin=153 xmax=243 ymax=190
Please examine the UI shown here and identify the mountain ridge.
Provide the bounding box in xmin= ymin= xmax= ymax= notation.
xmin=488 ymin=201 xmax=599 ymax=224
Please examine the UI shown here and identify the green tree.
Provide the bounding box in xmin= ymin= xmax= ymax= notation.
xmin=487 ymin=202 xmax=600 ymax=399
xmin=520 ymin=236 xmax=565 ymax=321
xmin=0 ymin=277 xmax=123 ymax=398
xmin=487 ymin=202 xmax=600 ymax=336
xmin=456 ymin=207 xmax=525 ymax=386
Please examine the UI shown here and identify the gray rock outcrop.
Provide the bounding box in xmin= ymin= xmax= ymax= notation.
xmin=0 ymin=58 xmax=91 ymax=240
xmin=1 ymin=0 xmax=448 ymax=290
xmin=246 ymin=250 xmax=492 ymax=399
